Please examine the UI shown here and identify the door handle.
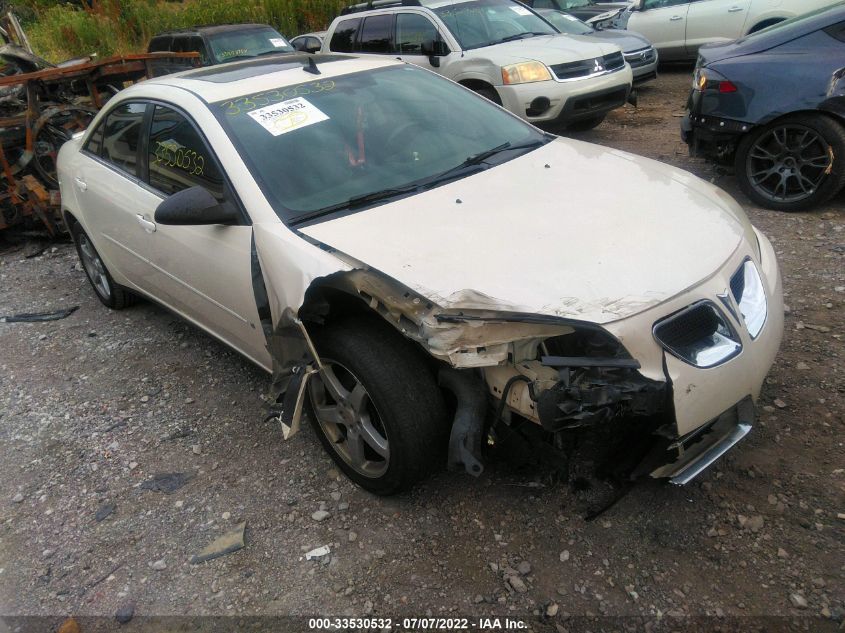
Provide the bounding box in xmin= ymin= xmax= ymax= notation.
xmin=670 ymin=15 xmax=683 ymax=21
xmin=74 ymin=176 xmax=87 ymax=192
xmin=728 ymin=6 xmax=744 ymax=11
xmin=136 ymin=214 xmax=156 ymax=233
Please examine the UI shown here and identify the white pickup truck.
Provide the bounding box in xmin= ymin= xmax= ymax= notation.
xmin=613 ymin=0 xmax=840 ymax=60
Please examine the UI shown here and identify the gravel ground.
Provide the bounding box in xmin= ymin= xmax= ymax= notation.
xmin=0 ymin=68 xmax=843 ymax=632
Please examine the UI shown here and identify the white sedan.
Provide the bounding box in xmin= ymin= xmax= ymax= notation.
xmin=58 ymin=54 xmax=783 ymax=495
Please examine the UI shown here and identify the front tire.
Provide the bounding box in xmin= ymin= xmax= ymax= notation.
xmin=734 ymin=114 xmax=845 ymax=212
xmin=307 ymin=315 xmax=448 ymax=495
xmin=566 ymin=115 xmax=606 ymax=132
xmin=70 ymin=222 xmax=136 ymax=309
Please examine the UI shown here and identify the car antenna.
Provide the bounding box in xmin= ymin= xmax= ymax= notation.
xmin=303 ymin=56 xmax=321 ymax=75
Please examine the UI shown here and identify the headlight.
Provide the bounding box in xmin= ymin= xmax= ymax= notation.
xmin=730 ymin=259 xmax=767 ymax=339
xmin=501 ymin=61 xmax=552 ymax=85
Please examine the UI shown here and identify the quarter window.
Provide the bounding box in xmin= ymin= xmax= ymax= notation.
xmin=330 ymin=18 xmax=361 ymax=52
xmin=359 ymin=15 xmax=395 ymax=53
xmin=147 ymin=105 xmax=225 ymax=199
xmin=100 ymin=102 xmax=147 ymax=177
xmin=396 ymin=13 xmax=440 ymax=54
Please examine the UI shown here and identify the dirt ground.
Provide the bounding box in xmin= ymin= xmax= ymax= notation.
xmin=0 ymin=68 xmax=842 ymax=632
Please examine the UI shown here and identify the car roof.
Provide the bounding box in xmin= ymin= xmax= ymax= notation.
xmin=339 ymin=0 xmax=492 ymax=16
xmin=152 ymin=23 xmax=279 ymax=38
xmin=134 ymin=54 xmax=402 ymax=103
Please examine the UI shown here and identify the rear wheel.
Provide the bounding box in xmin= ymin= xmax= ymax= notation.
xmin=70 ymin=222 xmax=136 ymax=309
xmin=734 ymin=114 xmax=845 ymax=212
xmin=307 ymin=315 xmax=448 ymax=495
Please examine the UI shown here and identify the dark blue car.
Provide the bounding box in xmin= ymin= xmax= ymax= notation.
xmin=683 ymin=3 xmax=845 ymax=212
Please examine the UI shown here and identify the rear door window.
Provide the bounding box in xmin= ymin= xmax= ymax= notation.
xmin=359 ymin=14 xmax=395 ymax=53
xmin=99 ymin=102 xmax=147 ymax=177
xmin=330 ymin=18 xmax=361 ymax=52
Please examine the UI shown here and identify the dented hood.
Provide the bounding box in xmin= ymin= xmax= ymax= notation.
xmin=300 ymin=138 xmax=751 ymax=324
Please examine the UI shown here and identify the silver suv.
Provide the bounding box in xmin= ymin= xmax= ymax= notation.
xmin=321 ymin=0 xmax=634 ymax=130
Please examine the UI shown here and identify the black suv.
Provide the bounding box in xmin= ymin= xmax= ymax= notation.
xmin=147 ymin=24 xmax=295 ymax=76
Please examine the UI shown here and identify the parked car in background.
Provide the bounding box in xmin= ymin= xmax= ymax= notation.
xmin=147 ymin=24 xmax=295 ymax=75
xmin=321 ymin=0 xmax=633 ymax=130
xmin=521 ymin=0 xmax=630 ymax=25
xmin=57 ymin=55 xmax=782 ymax=495
xmin=537 ymin=9 xmax=657 ymax=82
xmin=683 ymin=3 xmax=845 ymax=211
xmin=617 ymin=0 xmax=840 ymax=60
xmin=291 ymin=31 xmax=326 ymax=53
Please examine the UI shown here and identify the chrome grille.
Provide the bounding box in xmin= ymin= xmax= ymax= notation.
xmin=550 ymin=51 xmax=625 ymax=81
xmin=624 ymin=46 xmax=656 ymax=68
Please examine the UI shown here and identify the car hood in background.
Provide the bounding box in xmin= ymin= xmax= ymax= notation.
xmin=300 ymin=139 xmax=750 ymax=324
xmin=587 ymin=28 xmax=652 ymax=52
xmin=470 ymin=34 xmax=619 ymax=64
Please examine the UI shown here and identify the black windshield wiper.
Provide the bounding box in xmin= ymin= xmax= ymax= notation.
xmin=293 ymin=138 xmax=548 ymax=225
xmin=425 ymin=138 xmax=547 ymax=184
xmin=495 ymin=31 xmax=546 ymax=44
xmin=295 ymin=185 xmax=421 ymax=224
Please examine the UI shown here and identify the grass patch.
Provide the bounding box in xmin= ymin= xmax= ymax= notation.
xmin=18 ymin=0 xmax=346 ymax=62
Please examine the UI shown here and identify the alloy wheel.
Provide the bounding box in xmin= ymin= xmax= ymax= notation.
xmin=745 ymin=124 xmax=833 ymax=204
xmin=77 ymin=233 xmax=111 ymax=300
xmin=309 ymin=359 xmax=390 ymax=478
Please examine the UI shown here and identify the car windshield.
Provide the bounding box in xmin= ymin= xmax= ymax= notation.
xmin=207 ymin=27 xmax=294 ymax=63
xmin=560 ymin=0 xmax=593 ymax=8
xmin=541 ymin=10 xmax=594 ymax=35
xmin=214 ymin=64 xmax=548 ymax=225
xmin=434 ymin=0 xmax=556 ymax=50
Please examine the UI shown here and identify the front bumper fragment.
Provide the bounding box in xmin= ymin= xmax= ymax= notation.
xmin=648 ymin=397 xmax=754 ymax=485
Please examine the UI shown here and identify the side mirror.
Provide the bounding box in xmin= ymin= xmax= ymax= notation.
xmin=421 ymin=39 xmax=449 ymax=68
xmin=154 ymin=186 xmax=239 ymax=225
xmin=306 ymin=44 xmax=321 ymax=54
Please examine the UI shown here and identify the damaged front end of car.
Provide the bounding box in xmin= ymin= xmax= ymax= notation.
xmin=257 ymin=260 xmax=728 ymax=487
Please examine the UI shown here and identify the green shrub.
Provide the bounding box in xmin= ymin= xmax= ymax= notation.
xmin=20 ymin=0 xmax=346 ymax=62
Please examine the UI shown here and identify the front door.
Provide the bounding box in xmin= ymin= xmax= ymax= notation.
xmin=140 ymin=104 xmax=270 ymax=368
xmin=629 ymin=0 xmax=691 ymax=60
xmin=685 ymin=0 xmax=752 ymax=55
xmin=394 ymin=12 xmax=449 ymax=72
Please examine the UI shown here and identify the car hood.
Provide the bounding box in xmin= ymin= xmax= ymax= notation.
xmin=300 ymin=139 xmax=751 ymax=324
xmin=471 ymin=34 xmax=618 ymax=64
xmin=588 ymin=28 xmax=651 ymax=52
xmin=572 ymin=3 xmax=628 ymax=17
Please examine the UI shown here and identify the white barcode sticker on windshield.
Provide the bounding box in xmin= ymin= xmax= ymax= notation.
xmin=247 ymin=97 xmax=329 ymax=136
xmin=510 ymin=5 xmax=532 ymax=15
xmin=270 ymin=37 xmax=288 ymax=47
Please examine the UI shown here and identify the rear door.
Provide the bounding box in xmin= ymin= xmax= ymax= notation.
xmin=685 ymin=0 xmax=752 ymax=55
xmin=356 ymin=14 xmax=397 ymax=57
xmin=72 ymin=102 xmax=162 ymax=292
xmin=628 ymin=0 xmax=692 ymax=60
xmin=140 ymin=103 xmax=270 ymax=367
